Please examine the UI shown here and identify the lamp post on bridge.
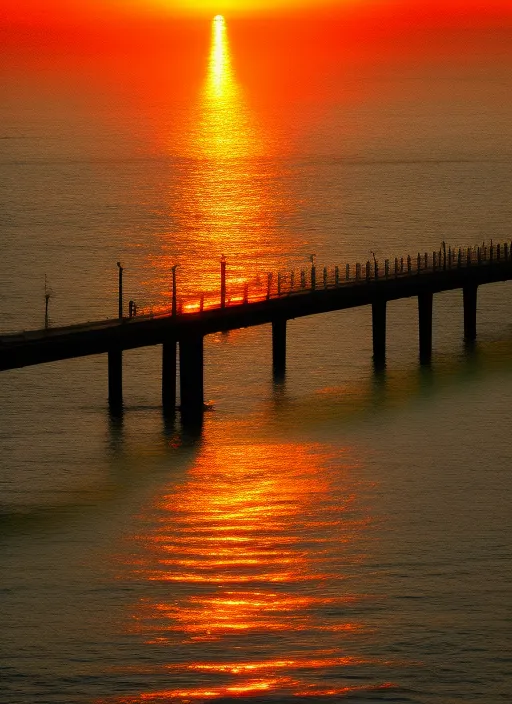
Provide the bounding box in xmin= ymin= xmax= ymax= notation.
xmin=220 ymin=255 xmax=226 ymax=309
xmin=310 ymin=253 xmax=316 ymax=290
xmin=371 ymin=251 xmax=378 ymax=279
xmin=171 ymin=264 xmax=179 ymax=317
xmin=117 ymin=262 xmax=123 ymax=319
xmin=44 ymin=274 xmax=52 ymax=329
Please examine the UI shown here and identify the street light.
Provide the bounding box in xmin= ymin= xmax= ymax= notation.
xmin=310 ymin=253 xmax=316 ymax=290
xmin=371 ymin=251 xmax=378 ymax=278
xmin=44 ymin=274 xmax=52 ymax=329
xmin=171 ymin=264 xmax=179 ymax=317
xmin=117 ymin=262 xmax=123 ymax=319
xmin=220 ymin=255 xmax=226 ymax=309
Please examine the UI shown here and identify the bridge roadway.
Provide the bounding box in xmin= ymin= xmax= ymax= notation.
xmin=1 ymin=252 xmax=512 ymax=419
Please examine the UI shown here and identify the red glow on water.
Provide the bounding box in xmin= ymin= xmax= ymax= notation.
xmin=101 ymin=679 xmax=399 ymax=702
xmin=102 ymin=439 xmax=389 ymax=701
xmin=293 ymin=681 xmax=398 ymax=697
xmin=113 ymin=678 xmax=295 ymax=702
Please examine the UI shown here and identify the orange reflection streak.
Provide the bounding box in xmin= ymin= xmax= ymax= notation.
xmin=103 ymin=680 xmax=401 ymax=703
xmin=101 ymin=439 xmax=400 ymax=703
xmin=112 ymin=678 xmax=296 ymax=702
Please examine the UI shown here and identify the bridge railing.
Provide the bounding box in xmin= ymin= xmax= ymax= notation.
xmin=133 ymin=240 xmax=512 ymax=320
xmin=4 ymin=241 xmax=511 ymax=336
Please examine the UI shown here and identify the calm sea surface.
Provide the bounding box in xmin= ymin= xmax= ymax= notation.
xmin=1 ymin=16 xmax=512 ymax=704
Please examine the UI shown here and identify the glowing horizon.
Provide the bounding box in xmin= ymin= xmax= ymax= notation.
xmin=2 ymin=0 xmax=512 ymax=24
xmin=0 ymin=0 xmax=364 ymax=22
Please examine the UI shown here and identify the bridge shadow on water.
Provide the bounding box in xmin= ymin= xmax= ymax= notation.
xmin=20 ymin=333 xmax=484 ymax=554
xmin=268 ymin=336 xmax=512 ymax=431
xmin=107 ymin=332 xmax=511 ymax=454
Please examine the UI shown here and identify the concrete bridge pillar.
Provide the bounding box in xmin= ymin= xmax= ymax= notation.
xmin=372 ymin=300 xmax=387 ymax=365
xmin=418 ymin=292 xmax=433 ymax=363
xmin=179 ymin=335 xmax=204 ymax=420
xmin=463 ymin=284 xmax=478 ymax=341
xmin=272 ymin=319 xmax=287 ymax=376
xmin=162 ymin=340 xmax=177 ymax=412
xmin=108 ymin=348 xmax=123 ymax=408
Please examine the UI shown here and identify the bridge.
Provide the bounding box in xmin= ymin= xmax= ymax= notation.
xmin=1 ymin=242 xmax=511 ymax=421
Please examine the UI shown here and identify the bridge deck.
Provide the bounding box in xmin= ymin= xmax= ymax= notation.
xmin=1 ymin=252 xmax=512 ymax=372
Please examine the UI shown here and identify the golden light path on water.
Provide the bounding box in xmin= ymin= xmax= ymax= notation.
xmin=101 ymin=435 xmax=399 ymax=702
xmin=146 ymin=16 xmax=293 ymax=314
xmin=106 ymin=17 xmax=399 ymax=702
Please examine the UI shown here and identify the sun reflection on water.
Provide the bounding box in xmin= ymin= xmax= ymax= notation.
xmin=210 ymin=16 xmax=231 ymax=99
xmin=198 ymin=13 xmax=256 ymax=159
xmin=102 ymin=438 xmax=399 ymax=702
xmin=147 ymin=16 xmax=290 ymax=311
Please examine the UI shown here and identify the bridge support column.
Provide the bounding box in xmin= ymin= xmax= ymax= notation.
xmin=272 ymin=319 xmax=287 ymax=376
xmin=418 ymin=292 xmax=433 ymax=364
xmin=463 ymin=284 xmax=478 ymax=342
xmin=372 ymin=300 xmax=386 ymax=366
xmin=108 ymin=348 xmax=123 ymax=409
xmin=162 ymin=340 xmax=177 ymax=412
xmin=179 ymin=335 xmax=204 ymax=421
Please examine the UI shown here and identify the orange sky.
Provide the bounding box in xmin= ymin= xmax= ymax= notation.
xmin=2 ymin=0 xmax=511 ymax=58
xmin=2 ymin=0 xmax=512 ymax=24
xmin=1 ymin=0 xmax=510 ymax=90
